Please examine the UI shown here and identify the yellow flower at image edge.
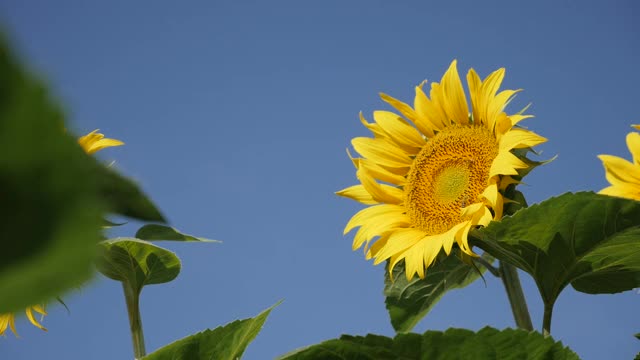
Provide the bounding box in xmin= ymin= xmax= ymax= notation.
xmin=0 ymin=129 xmax=122 ymax=337
xmin=598 ymin=125 xmax=640 ymax=200
xmin=0 ymin=306 xmax=47 ymax=336
xmin=337 ymin=60 xmax=546 ymax=280
xmin=77 ymin=129 xmax=124 ymax=154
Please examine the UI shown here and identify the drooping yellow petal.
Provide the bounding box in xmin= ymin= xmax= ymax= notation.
xmin=487 ymin=89 xmax=520 ymax=132
xmin=499 ymin=128 xmax=547 ymax=152
xmin=344 ymin=204 xmax=406 ymax=235
xmin=358 ymin=158 xmax=407 ymax=185
xmin=600 ymin=185 xmax=640 ymax=201
xmin=335 ymin=185 xmax=377 ymax=205
xmin=357 ymin=166 xmax=404 ymax=205
xmin=353 ymin=213 xmax=411 ymax=250
xmin=598 ymin=154 xmax=640 ymax=186
xmin=25 ymin=307 xmax=47 ymax=331
xmin=351 ymin=137 xmax=412 ymax=168
xmin=78 ymin=129 xmax=124 ymax=155
xmin=373 ymin=228 xmax=427 ymax=265
xmin=489 ymin=151 xmax=529 ymax=177
xmin=626 ymin=132 xmax=640 ymax=165
xmin=359 ymin=112 xmax=388 ymax=139
xmin=373 ymin=111 xmax=426 ymax=151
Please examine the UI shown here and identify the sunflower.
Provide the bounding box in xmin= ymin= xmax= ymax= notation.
xmin=0 ymin=129 xmax=123 ymax=337
xmin=337 ymin=60 xmax=546 ymax=280
xmin=598 ymin=125 xmax=640 ymax=200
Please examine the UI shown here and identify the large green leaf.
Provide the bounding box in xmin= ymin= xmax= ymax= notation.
xmin=97 ymin=238 xmax=181 ymax=293
xmin=0 ymin=34 xmax=104 ymax=312
xmin=95 ymin=165 xmax=166 ymax=223
xmin=135 ymin=224 xmax=219 ymax=243
xmin=472 ymin=192 xmax=640 ymax=308
xmin=278 ymin=327 xmax=579 ymax=360
xmin=142 ymin=302 xmax=280 ymax=360
xmin=384 ymin=252 xmax=494 ymax=333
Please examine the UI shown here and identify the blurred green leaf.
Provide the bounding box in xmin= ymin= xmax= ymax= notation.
xmin=142 ymin=302 xmax=280 ymax=360
xmin=97 ymin=238 xmax=181 ymax=293
xmin=278 ymin=327 xmax=579 ymax=360
xmin=95 ymin=165 xmax=166 ymax=223
xmin=135 ymin=224 xmax=219 ymax=243
xmin=472 ymin=192 xmax=640 ymax=310
xmin=384 ymin=251 xmax=494 ymax=333
xmin=0 ymin=34 xmax=104 ymax=312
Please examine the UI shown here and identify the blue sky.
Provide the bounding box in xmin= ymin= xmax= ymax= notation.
xmin=1 ymin=1 xmax=639 ymax=359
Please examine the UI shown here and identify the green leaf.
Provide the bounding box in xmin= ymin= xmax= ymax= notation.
xmin=135 ymin=224 xmax=219 ymax=243
xmin=96 ymin=165 xmax=166 ymax=222
xmin=384 ymin=251 xmax=494 ymax=333
xmin=0 ymin=34 xmax=104 ymax=312
xmin=472 ymin=192 xmax=640 ymax=309
xmin=142 ymin=302 xmax=280 ymax=360
xmin=278 ymin=327 xmax=579 ymax=360
xmin=96 ymin=238 xmax=181 ymax=293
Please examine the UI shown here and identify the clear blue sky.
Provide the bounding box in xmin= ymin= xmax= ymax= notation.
xmin=1 ymin=1 xmax=638 ymax=359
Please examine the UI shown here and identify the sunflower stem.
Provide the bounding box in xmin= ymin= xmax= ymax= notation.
xmin=542 ymin=302 xmax=553 ymax=337
xmin=122 ymin=283 xmax=146 ymax=359
xmin=499 ymin=261 xmax=533 ymax=331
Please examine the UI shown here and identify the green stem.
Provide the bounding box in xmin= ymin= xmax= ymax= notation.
xmin=123 ymin=283 xmax=146 ymax=359
xmin=499 ymin=261 xmax=533 ymax=331
xmin=542 ymin=303 xmax=553 ymax=337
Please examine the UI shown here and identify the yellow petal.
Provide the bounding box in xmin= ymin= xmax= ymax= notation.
xmin=414 ymin=85 xmax=447 ymax=134
xmin=598 ymin=154 xmax=640 ymax=186
xmin=626 ymin=132 xmax=640 ymax=165
xmin=78 ymin=129 xmax=124 ymax=154
xmin=25 ymin=307 xmax=46 ymax=331
xmin=335 ymin=185 xmax=377 ymax=205
xmin=487 ymin=89 xmax=520 ymax=132
xmin=351 ymin=137 xmax=412 ymax=168
xmin=373 ymin=228 xmax=426 ymax=265
xmin=353 ymin=213 xmax=411 ymax=250
xmin=0 ymin=314 xmax=12 ymax=336
xmin=599 ymin=185 xmax=640 ymax=201
xmin=379 ymin=93 xmax=419 ymax=127
xmin=441 ymin=60 xmax=470 ymax=125
xmin=373 ymin=111 xmax=426 ymax=151
xmin=489 ymin=151 xmax=529 ymax=177
xmin=357 ymin=166 xmax=404 ymax=205
xmin=344 ymin=204 xmax=406 ymax=235
xmin=499 ymin=128 xmax=547 ymax=152
xmin=358 ymin=158 xmax=407 ymax=185
xmin=359 ymin=112 xmax=388 ymax=139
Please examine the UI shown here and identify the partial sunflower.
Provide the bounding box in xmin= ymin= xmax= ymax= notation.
xmin=337 ymin=60 xmax=546 ymax=280
xmin=0 ymin=306 xmax=47 ymax=337
xmin=598 ymin=125 xmax=640 ymax=201
xmin=78 ymin=129 xmax=124 ymax=154
xmin=0 ymin=130 xmax=122 ymax=337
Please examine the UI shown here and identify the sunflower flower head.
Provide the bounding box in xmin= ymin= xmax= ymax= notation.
xmin=337 ymin=60 xmax=546 ymax=280
xmin=598 ymin=125 xmax=640 ymax=201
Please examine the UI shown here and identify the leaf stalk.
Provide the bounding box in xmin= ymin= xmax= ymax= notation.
xmin=123 ymin=283 xmax=146 ymax=359
xmin=499 ymin=261 xmax=533 ymax=331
